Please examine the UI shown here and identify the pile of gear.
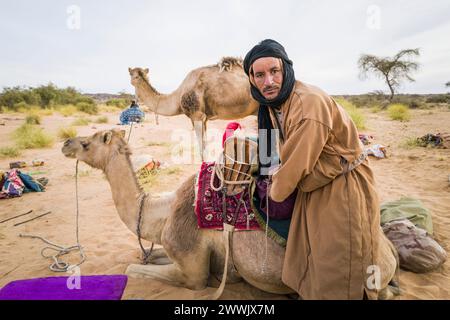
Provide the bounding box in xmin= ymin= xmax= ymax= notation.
xmin=381 ymin=197 xmax=447 ymax=273
xmin=416 ymin=132 xmax=450 ymax=148
xmin=358 ymin=133 xmax=388 ymax=159
xmin=0 ymin=169 xmax=48 ymax=199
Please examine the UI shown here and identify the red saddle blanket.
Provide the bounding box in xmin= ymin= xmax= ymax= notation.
xmin=195 ymin=162 xmax=260 ymax=231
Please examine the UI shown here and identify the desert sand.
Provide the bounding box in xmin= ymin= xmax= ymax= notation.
xmin=0 ymin=107 xmax=449 ymax=300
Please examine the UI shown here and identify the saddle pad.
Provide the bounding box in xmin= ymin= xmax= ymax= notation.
xmin=195 ymin=162 xmax=260 ymax=231
xmin=0 ymin=275 xmax=128 ymax=300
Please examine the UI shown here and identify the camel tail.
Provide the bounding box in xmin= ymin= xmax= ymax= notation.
xmin=217 ymin=56 xmax=244 ymax=72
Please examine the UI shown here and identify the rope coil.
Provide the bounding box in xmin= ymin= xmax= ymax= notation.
xmin=19 ymin=160 xmax=85 ymax=272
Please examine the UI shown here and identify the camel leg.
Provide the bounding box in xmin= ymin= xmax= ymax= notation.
xmin=154 ymin=112 xmax=159 ymax=125
xmin=126 ymin=251 xmax=211 ymax=290
xmin=193 ymin=119 xmax=206 ymax=162
xmin=146 ymin=247 xmax=172 ymax=265
xmin=126 ymin=263 xmax=186 ymax=287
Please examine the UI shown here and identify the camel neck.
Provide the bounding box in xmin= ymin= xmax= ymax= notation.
xmin=135 ymin=79 xmax=181 ymax=116
xmin=103 ymin=152 xmax=168 ymax=244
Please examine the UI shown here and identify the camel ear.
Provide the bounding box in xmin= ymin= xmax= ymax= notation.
xmin=128 ymin=67 xmax=132 ymax=74
xmin=103 ymin=131 xmax=113 ymax=144
xmin=143 ymin=68 xmax=149 ymax=74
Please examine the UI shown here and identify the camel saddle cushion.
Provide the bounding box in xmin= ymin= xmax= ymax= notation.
xmin=195 ymin=162 xmax=260 ymax=231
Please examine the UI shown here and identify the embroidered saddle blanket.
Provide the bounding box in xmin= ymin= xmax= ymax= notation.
xmin=195 ymin=162 xmax=260 ymax=231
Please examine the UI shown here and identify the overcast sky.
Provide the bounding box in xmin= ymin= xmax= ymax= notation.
xmin=1 ymin=0 xmax=449 ymax=95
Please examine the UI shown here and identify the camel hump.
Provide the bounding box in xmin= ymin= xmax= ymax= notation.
xmin=217 ymin=56 xmax=243 ymax=72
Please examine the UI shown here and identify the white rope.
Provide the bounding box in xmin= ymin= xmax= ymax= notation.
xmin=210 ymin=153 xmax=254 ymax=192
xmin=19 ymin=160 xmax=85 ymax=272
xmin=262 ymin=179 xmax=270 ymax=275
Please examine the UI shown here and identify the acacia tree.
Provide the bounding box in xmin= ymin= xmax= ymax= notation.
xmin=358 ymin=48 xmax=420 ymax=101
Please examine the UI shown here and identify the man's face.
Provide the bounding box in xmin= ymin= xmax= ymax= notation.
xmin=251 ymin=57 xmax=283 ymax=100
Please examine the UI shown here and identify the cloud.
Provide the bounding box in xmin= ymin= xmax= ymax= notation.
xmin=0 ymin=0 xmax=449 ymax=94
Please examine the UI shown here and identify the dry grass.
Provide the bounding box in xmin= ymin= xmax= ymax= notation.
xmin=98 ymin=104 xmax=122 ymax=113
xmin=13 ymin=124 xmax=54 ymax=149
xmin=388 ymin=104 xmax=411 ymax=121
xmin=95 ymin=116 xmax=108 ymax=124
xmin=57 ymin=126 xmax=77 ymax=140
xmin=57 ymin=105 xmax=78 ymax=117
xmin=147 ymin=141 xmax=172 ymax=147
xmin=71 ymin=117 xmax=90 ymax=126
xmin=335 ymin=98 xmax=366 ymax=130
xmin=25 ymin=112 xmax=41 ymax=125
xmin=400 ymin=137 xmax=421 ymax=149
xmin=0 ymin=146 xmax=21 ymax=158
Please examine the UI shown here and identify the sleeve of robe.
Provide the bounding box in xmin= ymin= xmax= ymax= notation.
xmin=269 ymin=119 xmax=330 ymax=202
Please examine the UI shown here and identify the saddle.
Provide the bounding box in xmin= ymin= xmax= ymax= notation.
xmin=195 ymin=135 xmax=260 ymax=230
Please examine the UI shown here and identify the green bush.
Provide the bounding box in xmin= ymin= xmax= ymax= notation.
xmin=57 ymin=126 xmax=77 ymax=140
xmin=13 ymin=124 xmax=54 ymax=149
xmin=76 ymin=102 xmax=98 ymax=115
xmin=106 ymin=98 xmax=129 ymax=109
xmin=72 ymin=117 xmax=90 ymax=126
xmin=401 ymin=137 xmax=420 ymax=149
xmin=13 ymin=101 xmax=30 ymax=111
xmin=58 ymin=105 xmax=78 ymax=117
xmin=426 ymin=94 xmax=450 ymax=104
xmin=0 ymin=146 xmax=21 ymax=158
xmin=25 ymin=112 xmax=41 ymax=125
xmin=95 ymin=116 xmax=108 ymax=123
xmin=0 ymin=84 xmax=95 ymax=109
xmin=388 ymin=104 xmax=411 ymax=121
xmin=335 ymin=98 xmax=366 ymax=130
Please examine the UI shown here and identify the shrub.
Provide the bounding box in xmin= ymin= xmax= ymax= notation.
xmin=57 ymin=126 xmax=77 ymax=140
xmin=13 ymin=124 xmax=54 ymax=149
xmin=426 ymin=94 xmax=450 ymax=104
xmin=0 ymin=146 xmax=21 ymax=158
xmin=370 ymin=105 xmax=382 ymax=113
xmin=25 ymin=112 xmax=41 ymax=125
xmin=95 ymin=116 xmax=108 ymax=124
xmin=106 ymin=98 xmax=129 ymax=109
xmin=335 ymin=98 xmax=366 ymax=130
xmin=71 ymin=117 xmax=90 ymax=126
xmin=13 ymin=101 xmax=30 ymax=111
xmin=401 ymin=137 xmax=420 ymax=149
xmin=58 ymin=105 xmax=78 ymax=117
xmin=98 ymin=104 xmax=121 ymax=113
xmin=388 ymin=104 xmax=411 ymax=121
xmin=76 ymin=102 xmax=98 ymax=115
xmin=0 ymin=84 xmax=94 ymax=109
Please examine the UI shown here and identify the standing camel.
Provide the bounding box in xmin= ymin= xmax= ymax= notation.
xmin=129 ymin=57 xmax=259 ymax=160
xmin=61 ymin=129 xmax=399 ymax=299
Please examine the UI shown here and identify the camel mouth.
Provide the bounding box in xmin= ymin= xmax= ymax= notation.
xmin=61 ymin=148 xmax=76 ymax=158
xmin=61 ymin=144 xmax=78 ymax=159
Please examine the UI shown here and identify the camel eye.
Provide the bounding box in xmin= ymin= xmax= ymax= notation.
xmin=81 ymin=141 xmax=90 ymax=150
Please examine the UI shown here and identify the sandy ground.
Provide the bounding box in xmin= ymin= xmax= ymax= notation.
xmin=0 ymin=107 xmax=449 ymax=300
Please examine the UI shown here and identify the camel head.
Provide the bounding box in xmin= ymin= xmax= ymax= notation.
xmin=61 ymin=129 xmax=129 ymax=170
xmin=129 ymin=67 xmax=149 ymax=86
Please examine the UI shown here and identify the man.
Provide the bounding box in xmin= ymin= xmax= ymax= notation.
xmin=243 ymin=39 xmax=396 ymax=299
xmin=119 ymin=100 xmax=145 ymax=125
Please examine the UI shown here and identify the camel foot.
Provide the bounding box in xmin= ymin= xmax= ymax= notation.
xmin=126 ymin=263 xmax=184 ymax=286
xmin=126 ymin=263 xmax=207 ymax=290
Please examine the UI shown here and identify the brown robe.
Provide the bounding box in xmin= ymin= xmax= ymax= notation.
xmin=269 ymin=81 xmax=396 ymax=300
